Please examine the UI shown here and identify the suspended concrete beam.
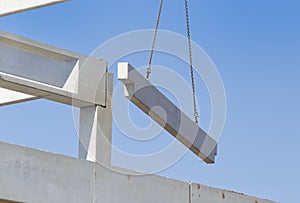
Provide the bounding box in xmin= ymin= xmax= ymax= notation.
xmin=118 ymin=62 xmax=217 ymax=164
xmin=0 ymin=30 xmax=107 ymax=108
xmin=0 ymin=0 xmax=68 ymax=17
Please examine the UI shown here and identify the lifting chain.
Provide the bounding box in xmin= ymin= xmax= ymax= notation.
xmin=146 ymin=0 xmax=163 ymax=79
xmin=184 ymin=0 xmax=199 ymax=124
xmin=146 ymin=0 xmax=199 ymax=125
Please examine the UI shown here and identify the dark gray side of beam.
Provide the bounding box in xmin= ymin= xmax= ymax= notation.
xmin=118 ymin=62 xmax=217 ymax=163
xmin=131 ymin=85 xmax=217 ymax=163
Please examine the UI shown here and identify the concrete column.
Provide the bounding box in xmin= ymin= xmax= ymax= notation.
xmin=78 ymin=73 xmax=113 ymax=166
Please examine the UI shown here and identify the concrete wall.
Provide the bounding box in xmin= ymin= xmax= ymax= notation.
xmin=0 ymin=142 xmax=277 ymax=203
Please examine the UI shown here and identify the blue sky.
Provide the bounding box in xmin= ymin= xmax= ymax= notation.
xmin=0 ymin=1 xmax=299 ymax=202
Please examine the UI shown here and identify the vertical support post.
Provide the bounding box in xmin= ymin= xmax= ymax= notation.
xmin=78 ymin=73 xmax=113 ymax=166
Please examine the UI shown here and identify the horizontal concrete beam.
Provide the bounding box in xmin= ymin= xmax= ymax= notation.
xmin=117 ymin=62 xmax=217 ymax=164
xmin=0 ymin=88 xmax=37 ymax=106
xmin=0 ymin=30 xmax=107 ymax=107
xmin=0 ymin=0 xmax=68 ymax=17
xmin=0 ymin=71 xmax=86 ymax=106
xmin=0 ymin=141 xmax=277 ymax=203
xmin=190 ymin=183 xmax=276 ymax=203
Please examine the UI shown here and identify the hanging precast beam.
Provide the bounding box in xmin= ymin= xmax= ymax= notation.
xmin=0 ymin=0 xmax=68 ymax=17
xmin=118 ymin=62 xmax=217 ymax=164
xmin=0 ymin=30 xmax=107 ymax=107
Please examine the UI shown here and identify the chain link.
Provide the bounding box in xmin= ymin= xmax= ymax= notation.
xmin=146 ymin=0 xmax=199 ymax=125
xmin=184 ymin=0 xmax=199 ymax=124
xmin=146 ymin=0 xmax=163 ymax=79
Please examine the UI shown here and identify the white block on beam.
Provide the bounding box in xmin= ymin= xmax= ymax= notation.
xmin=118 ymin=62 xmax=217 ymax=164
xmin=0 ymin=31 xmax=107 ymax=108
xmin=0 ymin=0 xmax=68 ymax=17
xmin=0 ymin=88 xmax=37 ymax=106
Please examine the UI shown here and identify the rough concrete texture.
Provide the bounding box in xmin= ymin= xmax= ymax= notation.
xmin=190 ymin=183 xmax=276 ymax=203
xmin=0 ymin=142 xmax=277 ymax=203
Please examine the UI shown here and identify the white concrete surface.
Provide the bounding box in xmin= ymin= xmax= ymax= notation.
xmin=190 ymin=183 xmax=275 ymax=203
xmin=0 ymin=30 xmax=107 ymax=107
xmin=0 ymin=30 xmax=112 ymax=165
xmin=0 ymin=0 xmax=68 ymax=17
xmin=0 ymin=28 xmax=276 ymax=203
xmin=0 ymin=88 xmax=37 ymax=106
xmin=0 ymin=142 xmax=94 ymax=203
xmin=79 ymin=73 xmax=113 ymax=166
xmin=0 ymin=141 xmax=277 ymax=203
xmin=118 ymin=62 xmax=217 ymax=164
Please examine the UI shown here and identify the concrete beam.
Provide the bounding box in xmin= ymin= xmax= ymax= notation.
xmin=118 ymin=62 xmax=217 ymax=164
xmin=0 ymin=88 xmax=37 ymax=106
xmin=0 ymin=30 xmax=112 ymax=165
xmin=0 ymin=0 xmax=68 ymax=17
xmin=190 ymin=183 xmax=275 ymax=203
xmin=0 ymin=30 xmax=107 ymax=108
xmin=0 ymin=141 xmax=277 ymax=203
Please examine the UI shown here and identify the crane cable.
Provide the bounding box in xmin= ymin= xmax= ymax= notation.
xmin=146 ymin=0 xmax=199 ymax=125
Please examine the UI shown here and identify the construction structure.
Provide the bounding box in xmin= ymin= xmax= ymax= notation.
xmin=0 ymin=1 xmax=277 ymax=203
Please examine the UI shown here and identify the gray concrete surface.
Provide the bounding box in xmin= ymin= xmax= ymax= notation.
xmin=0 ymin=30 xmax=107 ymax=107
xmin=79 ymin=73 xmax=113 ymax=166
xmin=0 ymin=30 xmax=113 ymax=166
xmin=0 ymin=30 xmax=277 ymax=203
xmin=0 ymin=141 xmax=277 ymax=203
xmin=0 ymin=0 xmax=68 ymax=17
xmin=118 ymin=62 xmax=217 ymax=164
